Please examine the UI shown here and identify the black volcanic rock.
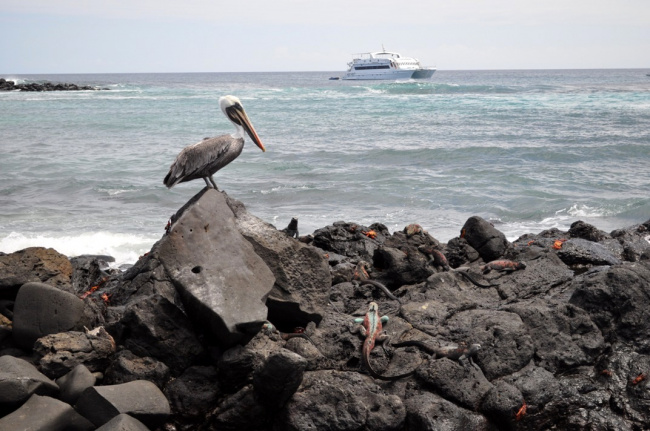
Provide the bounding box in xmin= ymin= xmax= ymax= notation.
xmin=70 ymin=255 xmax=116 ymax=295
xmin=311 ymin=221 xmax=388 ymax=262
xmin=0 ymin=356 xmax=59 ymax=406
xmin=252 ymin=349 xmax=307 ymax=408
xmin=280 ymin=370 xmax=406 ymax=431
xmin=164 ymin=366 xmax=220 ymax=421
xmin=568 ymin=220 xmax=611 ymax=242
xmin=480 ymin=380 xmax=524 ymax=427
xmin=461 ymin=215 xmax=509 ymax=262
xmin=557 ymin=238 xmax=621 ymax=266
xmin=415 ymin=355 xmax=493 ymax=410
xmin=34 ymin=327 xmax=116 ymax=378
xmin=0 ymin=394 xmax=94 ymax=431
xmin=226 ymin=193 xmax=331 ymax=332
xmin=95 ymin=414 xmax=150 ymax=431
xmin=158 ymin=188 xmax=275 ymax=347
xmin=0 ymin=247 xmax=73 ymax=293
xmin=504 ymin=300 xmax=605 ymax=372
xmin=75 ymin=380 xmax=170 ymax=428
xmin=2 ymin=187 xmax=650 ymax=431
xmin=103 ymin=350 xmax=170 ymax=389
xmin=405 ymin=392 xmax=490 ymax=430
xmin=0 ymin=78 xmax=108 ymax=92
xmin=56 ymin=364 xmax=97 ymax=405
xmin=12 ymin=282 xmax=86 ymax=349
xmin=569 ymin=261 xmax=650 ymax=351
xmin=114 ymin=294 xmax=205 ymax=375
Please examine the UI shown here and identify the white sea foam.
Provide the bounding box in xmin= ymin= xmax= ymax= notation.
xmin=3 ymin=77 xmax=27 ymax=85
xmin=499 ymin=204 xmax=623 ymax=241
xmin=98 ymin=188 xmax=141 ymax=196
xmin=0 ymin=231 xmax=157 ymax=268
xmin=561 ymin=204 xmax=611 ymax=218
xmin=500 ymin=220 xmax=567 ymax=242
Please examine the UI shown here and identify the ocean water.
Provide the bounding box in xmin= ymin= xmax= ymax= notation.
xmin=1 ymin=70 xmax=649 ymax=266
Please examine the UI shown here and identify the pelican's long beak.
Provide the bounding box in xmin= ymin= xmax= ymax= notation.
xmin=228 ymin=104 xmax=266 ymax=152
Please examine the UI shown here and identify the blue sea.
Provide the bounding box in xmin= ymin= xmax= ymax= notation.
xmin=1 ymin=70 xmax=649 ymax=266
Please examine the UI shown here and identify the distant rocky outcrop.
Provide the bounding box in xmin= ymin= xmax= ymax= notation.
xmin=1 ymin=189 xmax=650 ymax=430
xmin=0 ymin=78 xmax=108 ymax=92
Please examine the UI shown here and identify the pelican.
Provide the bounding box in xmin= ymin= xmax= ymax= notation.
xmin=163 ymin=95 xmax=266 ymax=190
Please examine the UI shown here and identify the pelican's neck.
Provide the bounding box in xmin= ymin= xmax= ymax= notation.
xmin=231 ymin=123 xmax=245 ymax=140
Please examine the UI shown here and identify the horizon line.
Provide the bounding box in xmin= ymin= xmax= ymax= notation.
xmin=2 ymin=67 xmax=649 ymax=76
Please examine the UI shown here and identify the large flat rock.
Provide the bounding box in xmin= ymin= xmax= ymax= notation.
xmin=12 ymin=281 xmax=86 ymax=349
xmin=0 ymin=394 xmax=93 ymax=431
xmin=226 ymin=194 xmax=331 ymax=328
xmin=75 ymin=380 xmax=170 ymax=428
xmin=158 ymin=189 xmax=275 ymax=346
xmin=0 ymin=355 xmax=59 ymax=405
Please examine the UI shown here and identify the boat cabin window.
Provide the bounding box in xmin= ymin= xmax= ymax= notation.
xmin=354 ymin=65 xmax=391 ymax=70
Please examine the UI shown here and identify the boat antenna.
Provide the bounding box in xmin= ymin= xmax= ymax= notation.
xmin=382 ymin=43 xmax=386 ymax=53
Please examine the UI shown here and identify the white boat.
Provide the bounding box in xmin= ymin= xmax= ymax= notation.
xmin=342 ymin=48 xmax=436 ymax=80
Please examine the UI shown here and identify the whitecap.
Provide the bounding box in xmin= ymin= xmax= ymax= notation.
xmin=3 ymin=77 xmax=27 ymax=85
xmin=563 ymin=204 xmax=610 ymax=218
xmin=0 ymin=231 xmax=157 ymax=268
xmin=97 ymin=188 xmax=141 ymax=196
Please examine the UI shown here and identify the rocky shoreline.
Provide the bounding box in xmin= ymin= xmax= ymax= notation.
xmin=1 ymin=188 xmax=649 ymax=430
xmin=0 ymin=78 xmax=108 ymax=92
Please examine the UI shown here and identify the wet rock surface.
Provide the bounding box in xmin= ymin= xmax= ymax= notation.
xmin=1 ymin=190 xmax=650 ymax=430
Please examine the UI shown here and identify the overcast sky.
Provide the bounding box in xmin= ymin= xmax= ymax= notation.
xmin=1 ymin=0 xmax=649 ymax=73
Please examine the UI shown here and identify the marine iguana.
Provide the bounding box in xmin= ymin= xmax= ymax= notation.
xmin=352 ymin=261 xmax=401 ymax=302
xmin=453 ymin=269 xmax=499 ymax=288
xmin=280 ymin=217 xmax=300 ymax=238
xmin=481 ymin=260 xmax=526 ymax=274
xmin=417 ymin=246 xmax=498 ymax=288
xmin=420 ymin=246 xmax=451 ymax=271
xmin=351 ymin=302 xmax=415 ymax=381
xmin=392 ymin=340 xmax=481 ymax=369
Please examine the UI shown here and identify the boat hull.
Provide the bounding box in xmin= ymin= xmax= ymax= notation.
xmin=411 ymin=68 xmax=436 ymax=79
xmin=342 ymin=69 xmax=414 ymax=80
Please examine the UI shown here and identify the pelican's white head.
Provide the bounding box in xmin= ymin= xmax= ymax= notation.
xmin=219 ymin=95 xmax=265 ymax=152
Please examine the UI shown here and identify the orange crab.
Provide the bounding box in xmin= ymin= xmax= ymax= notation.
xmin=80 ymin=276 xmax=109 ymax=299
xmin=631 ymin=373 xmax=647 ymax=385
xmin=362 ymin=230 xmax=377 ymax=239
xmin=515 ymin=400 xmax=527 ymax=421
xmin=552 ymin=239 xmax=567 ymax=250
xmin=80 ymin=284 xmax=99 ymax=300
xmin=101 ymin=293 xmax=112 ymax=305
